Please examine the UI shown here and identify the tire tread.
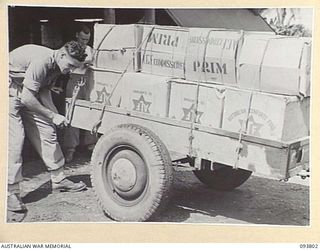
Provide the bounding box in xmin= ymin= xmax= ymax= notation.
xmin=91 ymin=124 xmax=173 ymax=221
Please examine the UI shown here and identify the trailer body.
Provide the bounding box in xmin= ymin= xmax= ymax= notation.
xmin=65 ymin=24 xmax=310 ymax=221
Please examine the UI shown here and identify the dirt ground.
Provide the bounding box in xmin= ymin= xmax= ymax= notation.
xmin=12 ymin=151 xmax=309 ymax=225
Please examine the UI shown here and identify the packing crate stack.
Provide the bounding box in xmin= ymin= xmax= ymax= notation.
xmin=91 ymin=24 xmax=311 ymax=143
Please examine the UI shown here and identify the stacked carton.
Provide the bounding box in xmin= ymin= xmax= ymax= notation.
xmin=119 ymin=72 xmax=170 ymax=117
xmin=89 ymin=71 xmax=124 ymax=107
xmin=238 ymin=34 xmax=311 ymax=97
xmin=93 ymin=24 xmax=137 ymax=72
xmin=185 ymin=29 xmax=243 ymax=86
xmin=93 ymin=24 xmax=311 ymax=97
xmin=168 ymin=81 xmax=225 ymax=128
xmin=222 ymin=88 xmax=310 ymax=141
xmin=140 ymin=26 xmax=189 ymax=78
xmin=167 ymin=80 xmax=310 ymax=142
xmin=91 ymin=24 xmax=311 ymax=142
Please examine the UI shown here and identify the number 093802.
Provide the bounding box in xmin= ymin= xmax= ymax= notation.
xmin=300 ymin=244 xmax=319 ymax=248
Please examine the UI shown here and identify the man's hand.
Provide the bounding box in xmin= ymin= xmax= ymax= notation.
xmin=52 ymin=113 xmax=68 ymax=127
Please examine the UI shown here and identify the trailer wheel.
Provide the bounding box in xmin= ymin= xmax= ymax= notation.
xmin=194 ymin=163 xmax=252 ymax=191
xmin=91 ymin=124 xmax=173 ymax=222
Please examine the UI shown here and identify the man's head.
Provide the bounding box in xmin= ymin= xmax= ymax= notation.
xmin=56 ymin=41 xmax=87 ymax=74
xmin=75 ymin=24 xmax=91 ymax=46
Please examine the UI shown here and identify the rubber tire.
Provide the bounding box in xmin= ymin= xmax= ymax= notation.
xmin=194 ymin=164 xmax=252 ymax=191
xmin=91 ymin=124 xmax=173 ymax=222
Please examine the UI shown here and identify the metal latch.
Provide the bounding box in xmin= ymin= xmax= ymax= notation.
xmin=65 ymin=77 xmax=86 ymax=125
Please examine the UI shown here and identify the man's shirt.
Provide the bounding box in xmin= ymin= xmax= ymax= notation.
xmin=9 ymin=44 xmax=61 ymax=96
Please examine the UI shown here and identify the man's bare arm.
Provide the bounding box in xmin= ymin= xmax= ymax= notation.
xmin=20 ymin=88 xmax=68 ymax=126
xmin=39 ymin=88 xmax=59 ymax=114
xmin=20 ymin=87 xmax=55 ymax=119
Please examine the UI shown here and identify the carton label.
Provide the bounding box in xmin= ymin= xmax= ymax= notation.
xmin=181 ymin=103 xmax=203 ymax=123
xmin=148 ymin=32 xmax=179 ymax=47
xmin=132 ymin=94 xmax=151 ymax=113
xmin=193 ymin=61 xmax=227 ymax=74
xmin=94 ymin=86 xmax=111 ymax=104
xmin=142 ymin=54 xmax=185 ymax=70
xmin=142 ymin=54 xmax=228 ymax=75
xmin=92 ymin=81 xmax=114 ymax=104
xmin=227 ymin=108 xmax=276 ymax=137
xmin=189 ymin=36 xmax=238 ymax=51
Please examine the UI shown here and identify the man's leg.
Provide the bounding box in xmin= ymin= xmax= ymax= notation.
xmin=8 ymin=97 xmax=25 ymax=189
xmin=21 ymin=109 xmax=86 ymax=192
xmin=81 ymin=130 xmax=98 ymax=151
xmin=63 ymin=127 xmax=80 ymax=163
xmin=8 ymin=97 xmax=27 ymax=222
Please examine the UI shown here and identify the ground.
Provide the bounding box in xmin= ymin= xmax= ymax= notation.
xmin=13 ymin=151 xmax=309 ymax=225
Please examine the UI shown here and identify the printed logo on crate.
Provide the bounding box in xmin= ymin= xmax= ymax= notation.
xmin=90 ymin=71 xmax=123 ymax=106
xmin=168 ymin=82 xmax=224 ymax=128
xmin=185 ymin=29 xmax=242 ymax=85
xmin=189 ymin=34 xmax=236 ymax=76
xmin=132 ymin=91 xmax=152 ymax=114
xmin=147 ymin=31 xmax=180 ymax=47
xmin=226 ymin=109 xmax=276 ymax=137
xmin=140 ymin=27 xmax=189 ymax=78
xmin=94 ymin=86 xmax=111 ymax=105
xmin=181 ymin=103 xmax=203 ymax=124
xmin=192 ymin=61 xmax=227 ymax=75
xmin=142 ymin=54 xmax=184 ymax=70
xmin=222 ymin=88 xmax=310 ymax=141
xmin=120 ymin=72 xmax=169 ymax=117
xmin=189 ymin=34 xmax=239 ymax=49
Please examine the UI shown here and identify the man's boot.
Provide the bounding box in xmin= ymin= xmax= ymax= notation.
xmin=7 ymin=193 xmax=27 ymax=222
xmin=64 ymin=149 xmax=75 ymax=163
xmin=52 ymin=178 xmax=87 ymax=193
xmin=7 ymin=193 xmax=26 ymax=211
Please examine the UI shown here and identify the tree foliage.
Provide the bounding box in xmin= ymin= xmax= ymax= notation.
xmin=258 ymin=8 xmax=312 ymax=37
xmin=270 ymin=23 xmax=311 ymax=37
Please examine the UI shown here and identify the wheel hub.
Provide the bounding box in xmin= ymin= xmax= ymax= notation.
xmin=111 ymin=158 xmax=137 ymax=192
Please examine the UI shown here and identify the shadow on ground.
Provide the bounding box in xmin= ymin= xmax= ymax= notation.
xmin=22 ymin=174 xmax=92 ymax=204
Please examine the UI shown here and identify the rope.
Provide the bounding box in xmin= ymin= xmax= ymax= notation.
xmin=234 ymin=91 xmax=253 ymax=169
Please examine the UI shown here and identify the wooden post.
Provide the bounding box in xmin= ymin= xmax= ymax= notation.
xmin=145 ymin=9 xmax=156 ymax=24
xmin=103 ymin=8 xmax=116 ymax=24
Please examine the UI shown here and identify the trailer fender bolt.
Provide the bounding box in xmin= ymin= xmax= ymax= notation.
xmin=279 ymin=178 xmax=289 ymax=182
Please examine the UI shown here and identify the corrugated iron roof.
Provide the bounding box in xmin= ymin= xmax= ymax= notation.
xmin=165 ymin=9 xmax=274 ymax=32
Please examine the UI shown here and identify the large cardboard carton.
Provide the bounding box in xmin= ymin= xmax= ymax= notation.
xmin=185 ymin=28 xmax=243 ymax=86
xmin=184 ymin=28 xmax=209 ymax=83
xmin=140 ymin=26 xmax=189 ymax=78
xmin=222 ymin=88 xmax=310 ymax=141
xmin=89 ymin=70 xmax=124 ymax=107
xmin=238 ymin=34 xmax=311 ymax=96
xmin=93 ymin=24 xmax=137 ymax=71
xmin=236 ymin=34 xmax=271 ymax=91
xmin=168 ymin=81 xmax=225 ymax=128
xmin=120 ymin=72 xmax=170 ymax=117
xmin=300 ymin=42 xmax=312 ymax=97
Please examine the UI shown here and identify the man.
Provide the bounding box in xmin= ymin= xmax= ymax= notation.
xmin=62 ymin=24 xmax=97 ymax=163
xmin=8 ymin=41 xmax=87 ymax=222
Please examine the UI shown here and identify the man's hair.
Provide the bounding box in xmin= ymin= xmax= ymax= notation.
xmin=63 ymin=41 xmax=87 ymax=62
xmin=76 ymin=24 xmax=91 ymax=35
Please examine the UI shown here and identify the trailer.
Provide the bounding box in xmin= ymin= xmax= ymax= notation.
xmin=65 ymin=24 xmax=310 ymax=222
